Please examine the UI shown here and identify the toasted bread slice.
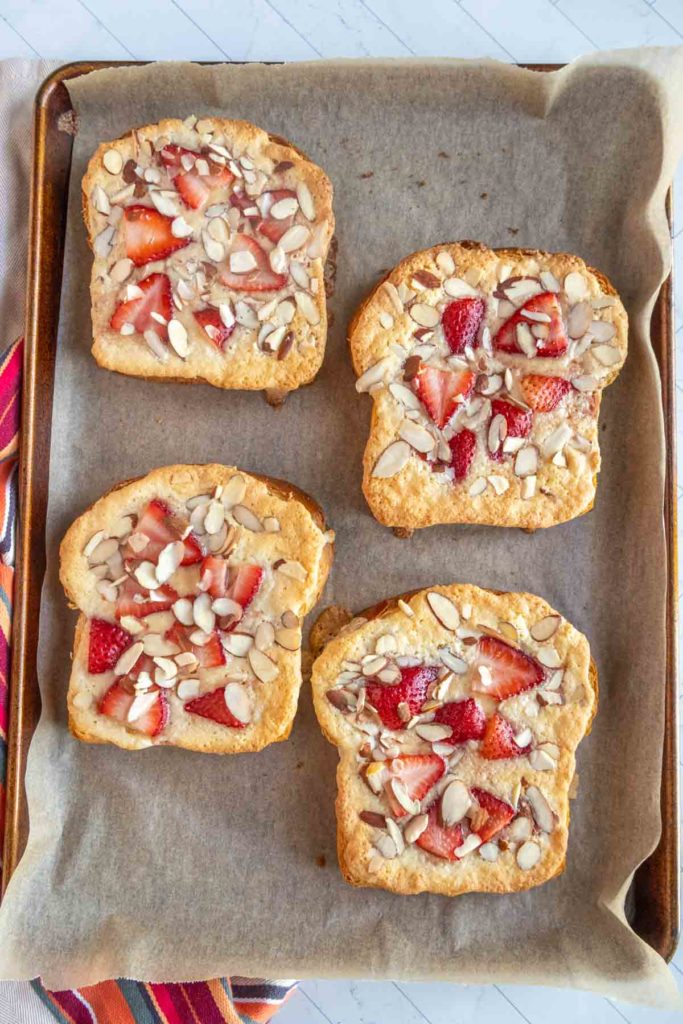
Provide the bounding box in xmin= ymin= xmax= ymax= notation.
xmin=60 ymin=464 xmax=334 ymax=752
xmin=350 ymin=242 xmax=627 ymax=531
xmin=311 ymin=583 xmax=596 ymax=896
xmin=83 ymin=117 xmax=334 ymax=395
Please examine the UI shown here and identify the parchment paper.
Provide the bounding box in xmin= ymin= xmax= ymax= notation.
xmin=0 ymin=51 xmax=681 ymax=1006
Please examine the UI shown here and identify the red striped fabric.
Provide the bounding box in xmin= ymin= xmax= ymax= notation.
xmin=0 ymin=337 xmax=298 ymax=1022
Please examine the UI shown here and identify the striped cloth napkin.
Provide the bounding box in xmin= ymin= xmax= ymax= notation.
xmin=0 ymin=57 xmax=298 ymax=1024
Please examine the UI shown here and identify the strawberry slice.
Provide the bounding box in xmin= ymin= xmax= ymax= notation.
xmin=110 ymin=273 xmax=172 ymax=339
xmin=448 ymin=428 xmax=477 ymax=480
xmin=193 ymin=307 xmax=235 ymax=351
xmin=415 ymin=803 xmax=464 ymax=861
xmin=472 ymin=635 xmax=545 ymax=701
xmin=480 ymin=713 xmax=531 ymax=760
xmin=166 ymin=621 xmax=226 ymax=669
xmin=159 ymin=143 xmax=196 ymax=169
xmin=520 ymin=375 xmax=572 ymax=412
xmin=433 ymin=698 xmax=486 ymax=743
xmin=494 ymin=292 xmax=568 ymax=358
xmin=384 ymin=753 xmax=445 ymax=819
xmin=99 ymin=682 xmax=169 ymax=736
xmin=219 ymin=234 xmax=287 ymax=293
xmin=256 ymin=189 xmax=297 ymax=243
xmin=184 ymin=686 xmax=246 ymax=728
xmin=126 ymin=499 xmax=202 ymax=566
xmin=175 ymin=165 xmax=235 ymax=210
xmin=442 ymin=298 xmax=486 ymax=354
xmin=489 ymin=399 xmax=532 ymax=461
xmin=414 ymin=365 xmax=475 ymax=428
xmin=123 ymin=205 xmax=190 ymax=267
xmin=115 ymin=578 xmax=178 ymax=620
xmin=366 ymin=665 xmax=440 ymax=730
xmin=228 ymin=565 xmax=263 ymax=610
xmin=470 ymin=787 xmax=515 ymax=842
xmin=201 ymin=555 xmax=230 ymax=598
xmin=88 ymin=618 xmax=133 ymax=674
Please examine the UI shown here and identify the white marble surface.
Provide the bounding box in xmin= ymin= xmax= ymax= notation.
xmin=0 ymin=1 xmax=682 ymax=1020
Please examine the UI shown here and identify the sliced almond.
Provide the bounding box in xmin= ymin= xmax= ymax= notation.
xmin=399 ymin=419 xmax=435 ymax=454
xmin=390 ymin=778 xmax=420 ymax=815
xmin=514 ymin=445 xmax=538 ymax=478
xmin=572 ymin=374 xmax=598 ymax=392
xmin=426 ymin=592 xmax=460 ymax=631
xmin=119 ymin=615 xmax=144 ymax=635
xmin=468 ymin=478 xmax=487 ymax=497
xmin=537 ymin=646 xmax=562 ymax=668
xmin=279 ymin=224 xmax=309 ymax=252
xmin=177 ymin=679 xmax=200 ymax=701
xmin=389 ymin=382 xmax=421 ymax=410
xmin=454 ymin=833 xmax=482 ymax=859
xmin=294 ymin=290 xmax=321 ymax=325
xmin=224 ymin=681 xmax=252 ymax=724
xmin=277 ymin=559 xmax=307 ymax=582
xmin=409 ymin=303 xmax=440 ymax=328
xmin=541 ymin=423 xmax=572 ymax=459
xmin=440 ymin=780 xmax=470 ymax=825
xmin=296 ymin=180 xmax=315 ymax=220
xmin=135 ymin=561 xmax=159 ymax=590
xmin=356 ymin=357 xmax=391 ymax=393
xmin=275 ymin=627 xmax=300 ymax=651
xmin=440 ymin=649 xmax=467 ymax=674
xmin=443 ymin=277 xmax=477 ymax=298
xmin=193 ymin=592 xmax=216 ymax=634
xmin=88 ymin=536 xmax=119 ymax=565
xmin=567 ymin=301 xmax=591 ymax=339
xmin=563 ymin=271 xmax=588 ymax=304
xmin=248 ymin=647 xmax=278 ymax=683
xmin=372 ymin=440 xmax=410 ymax=478
xmin=487 ymin=474 xmax=509 ymax=496
xmin=232 ymin=505 xmax=262 ymax=532
xmin=526 ymin=786 xmax=554 ymax=832
xmin=404 ymin=813 xmax=429 ymax=844
xmin=514 ymin=727 xmax=532 ymax=747
xmin=156 ymin=540 xmax=185 ymax=584
xmin=516 ymin=840 xmax=541 ymax=870
xmin=221 ymin=474 xmax=247 ymax=507
xmin=529 ymin=749 xmax=556 ymax=771
xmin=103 ymin=149 xmax=123 ymax=174
xmin=223 ymin=632 xmax=253 ymax=657
xmin=509 ymin=816 xmax=532 ymax=841
xmin=530 ymin=615 xmax=560 ymax=642
xmin=172 ymin=598 xmax=195 ymax=626
xmin=204 ymin=500 xmax=225 ymax=535
xmin=127 ymin=690 xmax=158 ymax=723
xmin=113 ymin=641 xmax=144 ymax=677
xmin=592 ymin=343 xmax=620 ymax=366
xmin=255 ymin=621 xmax=275 ymax=651
xmin=540 ymin=270 xmax=560 ymax=293
xmin=521 ymin=475 xmax=537 ymax=500
xmin=415 ymin=723 xmax=452 ymax=742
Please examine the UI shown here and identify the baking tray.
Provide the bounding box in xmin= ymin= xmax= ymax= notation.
xmin=2 ymin=60 xmax=679 ymax=963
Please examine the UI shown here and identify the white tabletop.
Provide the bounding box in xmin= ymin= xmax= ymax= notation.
xmin=0 ymin=2 xmax=682 ymax=1021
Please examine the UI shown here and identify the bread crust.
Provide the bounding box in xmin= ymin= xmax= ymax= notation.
xmin=311 ymin=582 xmax=597 ymax=896
xmin=349 ymin=241 xmax=627 ymax=531
xmin=61 ymin=463 xmax=334 ymax=753
xmin=83 ymin=117 xmax=335 ymax=393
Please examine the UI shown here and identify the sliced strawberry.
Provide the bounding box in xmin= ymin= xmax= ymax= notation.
xmin=175 ymin=164 xmax=234 ymax=210
xmin=448 ymin=428 xmax=477 ymax=480
xmin=228 ymin=564 xmax=263 ymax=610
xmin=256 ymin=189 xmax=297 ymax=243
xmin=125 ymin=499 xmax=202 ymax=566
xmin=99 ymin=681 xmax=168 ymax=736
xmin=494 ymin=292 xmax=568 ymax=358
xmin=193 ymin=307 xmax=235 ymax=351
xmin=229 ymin=191 xmax=260 ymax=217
xmin=414 ymin=364 xmax=475 ymax=428
xmin=520 ymin=375 xmax=572 ymax=412
xmin=88 ymin=618 xmax=133 ymax=674
xmin=123 ymin=205 xmax=190 ymax=267
xmin=384 ymin=753 xmax=445 ymax=818
xmin=110 ymin=273 xmax=172 ymax=339
xmin=433 ymin=698 xmax=486 ymax=743
xmin=470 ymin=787 xmax=515 ymax=842
xmin=159 ymin=143 xmax=197 ymax=169
xmin=115 ymin=578 xmax=178 ymax=619
xmin=366 ymin=664 xmax=440 ymax=730
xmin=480 ymin=713 xmax=531 ymax=760
xmin=166 ymin=621 xmax=226 ymax=669
xmin=489 ymin=398 xmax=532 ymax=461
xmin=472 ymin=635 xmax=545 ymax=701
xmin=415 ymin=803 xmax=464 ymax=861
xmin=201 ymin=555 xmax=230 ymax=598
xmin=219 ymin=234 xmax=287 ymax=293
xmin=184 ymin=686 xmax=246 ymax=728
xmin=442 ymin=297 xmax=486 ymax=354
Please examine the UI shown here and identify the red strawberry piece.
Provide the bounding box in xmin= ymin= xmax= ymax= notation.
xmin=384 ymin=753 xmax=445 ymax=818
xmin=228 ymin=564 xmax=263 ymax=610
xmin=493 ymin=292 xmax=568 ymax=358
xmin=125 ymin=499 xmax=202 ymax=566
xmin=98 ymin=681 xmax=169 ymax=736
xmin=433 ymin=697 xmax=486 ymax=743
xmin=184 ymin=686 xmax=246 ymax=728
xmin=123 ymin=205 xmax=190 ymax=267
xmin=472 ymin=635 xmax=545 ymax=701
xmin=201 ymin=555 xmax=230 ymax=598
xmin=166 ymin=621 xmax=226 ymax=668
xmin=448 ymin=428 xmax=477 ymax=480
xmin=115 ymin=578 xmax=178 ymax=619
xmin=229 ymin=191 xmax=260 ymax=217
xmin=480 ymin=712 xmax=531 ymax=760
xmin=256 ymin=189 xmax=297 ymax=243
xmin=366 ymin=664 xmax=440 ymax=730
xmin=175 ymin=164 xmax=235 ymax=210
xmin=489 ymin=398 xmax=532 ymax=461
xmin=520 ymin=374 xmax=572 ymax=412
xmin=110 ymin=272 xmax=172 ymax=339
xmin=415 ymin=803 xmax=464 ymax=861
xmin=159 ymin=143 xmax=196 ymax=169
xmin=414 ymin=364 xmax=475 ymax=428
xmin=87 ymin=618 xmax=133 ymax=674
xmin=469 ymin=787 xmax=515 ymax=842
xmin=442 ymin=297 xmax=486 ymax=354
xmin=193 ymin=307 xmax=235 ymax=351
xmin=219 ymin=234 xmax=287 ymax=292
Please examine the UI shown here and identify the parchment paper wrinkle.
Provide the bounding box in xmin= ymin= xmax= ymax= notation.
xmin=0 ymin=52 xmax=681 ymax=1007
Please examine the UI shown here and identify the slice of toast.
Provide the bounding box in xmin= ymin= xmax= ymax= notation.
xmin=350 ymin=242 xmax=628 ymax=531
xmin=83 ymin=117 xmax=334 ymax=395
xmin=311 ymin=583 xmax=596 ymax=896
xmin=60 ymin=464 xmax=334 ymax=752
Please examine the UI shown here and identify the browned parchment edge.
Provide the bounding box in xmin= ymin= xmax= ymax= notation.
xmin=2 ymin=59 xmax=678 ymax=963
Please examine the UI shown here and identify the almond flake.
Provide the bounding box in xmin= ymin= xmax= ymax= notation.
xmin=255 ymin=621 xmax=275 ymax=651
xmin=541 ymin=423 xmax=572 ymax=458
xmin=221 ymin=474 xmax=247 ymax=507
xmin=248 ymin=647 xmax=278 ymax=683
xmin=530 ymin=615 xmax=560 ymax=642
xmin=568 ymin=301 xmax=591 ymax=339
xmin=279 ymin=224 xmax=309 ymax=252
xmin=487 ymin=474 xmax=509 ymax=496
xmin=441 ymin=780 xmax=470 ymax=825
xmin=514 ymin=445 xmax=538 ymax=478
xmin=232 ymin=505 xmax=262 ymax=532
xmin=274 ymin=628 xmax=300 ymax=651
xmin=113 ymin=640 xmax=144 ymax=677
xmin=193 ymin=592 xmax=215 ymax=634
xmin=404 ymin=813 xmax=429 ymax=844
xmin=356 ymin=356 xmax=391 ymax=393
xmin=426 ymin=592 xmax=460 ymax=631
xmin=109 ymin=258 xmax=133 ymax=284
xmin=526 ymin=786 xmax=554 ymax=832
xmin=440 ymin=649 xmax=467 ymax=673
xmin=84 ymin=531 xmax=107 ymax=559
xmin=127 ymin=691 xmax=158 ymax=723
xmin=529 ymin=749 xmax=556 ymax=771
xmin=397 ymin=598 xmax=414 ymax=618
xmin=295 ymin=180 xmax=315 ymax=220
xmin=177 ymin=679 xmax=200 ymax=701
xmin=171 ymin=216 xmax=193 ymax=239
xmin=409 ymin=303 xmax=440 ymax=328
xmin=515 ymin=322 xmax=536 ymax=356
xmin=224 ymin=681 xmax=252 ymax=723
xmin=135 ymin=561 xmax=159 ymax=590
xmin=204 ymin=500 xmax=225 ymax=535
xmin=516 ymin=840 xmax=541 ymax=870
xmin=294 ymin=290 xmax=320 ymax=325
xmin=103 ymin=149 xmax=123 ymax=174
xmin=592 ymin=343 xmax=620 ymax=366
xmin=455 ymin=833 xmax=482 ymax=859
xmin=156 ymin=540 xmax=185 ymax=583
xmin=390 ymin=778 xmax=420 ymax=815
xmin=468 ymin=478 xmax=487 ymax=497
xmin=443 ymin=277 xmax=477 ymax=298
xmin=144 ymin=329 xmax=169 ymax=361
xmin=564 ymin=272 xmax=588 ymax=304
xmin=479 ymin=842 xmax=499 ymax=862
xmin=277 ymin=559 xmax=307 ymax=582
xmin=537 ymin=646 xmax=562 ymax=668
xmin=399 ymin=419 xmax=435 ymax=454
xmin=223 ymin=632 xmax=253 ymax=657
xmin=521 ymin=475 xmax=537 ymax=500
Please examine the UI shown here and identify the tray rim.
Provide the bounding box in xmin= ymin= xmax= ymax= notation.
xmin=2 ymin=57 xmax=679 ymax=963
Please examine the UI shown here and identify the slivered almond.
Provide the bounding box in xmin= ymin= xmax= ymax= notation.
xmin=372 ymin=440 xmax=410 ymax=478
xmin=399 ymin=419 xmax=435 ymax=453
xmin=232 ymin=505 xmax=262 ymax=531
xmin=409 ymin=303 xmax=440 ymax=328
xmin=356 ymin=357 xmax=391 ymax=393
xmin=526 ymin=786 xmax=554 ymax=832
xmin=443 ymin=277 xmax=477 ymax=298
xmin=426 ymin=592 xmax=460 ymax=631
xmin=114 ymin=641 xmax=144 ymax=677
xmin=440 ymin=780 xmax=470 ymax=826
xmin=249 ymin=647 xmax=278 ymax=683
xmin=224 ymin=682 xmax=252 ymax=724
